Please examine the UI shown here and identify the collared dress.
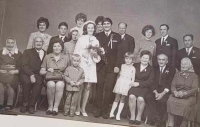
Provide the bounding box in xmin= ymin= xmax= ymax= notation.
xmin=74 ymin=35 xmax=100 ymax=83
xmin=41 ymin=53 xmax=69 ymax=80
xmin=0 ymin=50 xmax=22 ymax=90
xmin=134 ymin=38 xmax=156 ymax=65
xmin=27 ymin=31 xmax=51 ymax=51
xmin=167 ymin=72 xmax=199 ymax=121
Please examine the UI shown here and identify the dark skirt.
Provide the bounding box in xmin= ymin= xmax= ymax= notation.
xmin=128 ymin=87 xmax=148 ymax=98
xmin=0 ymin=74 xmax=19 ymax=90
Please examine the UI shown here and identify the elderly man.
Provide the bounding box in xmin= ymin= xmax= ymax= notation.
xmin=94 ymin=17 xmax=122 ymax=119
xmin=118 ymin=22 xmax=135 ymax=60
xmin=154 ymin=24 xmax=178 ymax=67
xmin=146 ymin=54 xmax=176 ymax=127
xmin=20 ymin=37 xmax=45 ymax=114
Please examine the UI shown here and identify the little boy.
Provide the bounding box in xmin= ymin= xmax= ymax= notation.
xmin=63 ymin=54 xmax=85 ymax=117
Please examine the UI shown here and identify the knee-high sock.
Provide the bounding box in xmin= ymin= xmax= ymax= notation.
xmin=110 ymin=101 xmax=118 ymax=116
xmin=116 ymin=102 xmax=124 ymax=117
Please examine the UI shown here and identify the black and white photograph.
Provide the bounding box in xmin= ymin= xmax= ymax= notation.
xmin=0 ymin=0 xmax=200 ymax=127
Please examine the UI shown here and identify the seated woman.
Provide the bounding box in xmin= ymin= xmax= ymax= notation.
xmin=128 ymin=50 xmax=155 ymax=125
xmin=0 ymin=38 xmax=22 ymax=110
xmin=27 ymin=17 xmax=51 ymax=51
xmin=40 ymin=41 xmax=69 ymax=116
xmin=167 ymin=57 xmax=199 ymax=127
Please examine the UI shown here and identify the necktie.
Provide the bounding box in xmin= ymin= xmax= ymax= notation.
xmin=61 ymin=37 xmax=64 ymax=41
xmin=159 ymin=67 xmax=163 ymax=85
xmin=186 ymin=48 xmax=190 ymax=55
xmin=106 ymin=33 xmax=109 ymax=37
xmin=161 ymin=38 xmax=164 ymax=46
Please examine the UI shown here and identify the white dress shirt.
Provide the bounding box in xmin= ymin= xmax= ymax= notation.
xmin=36 ymin=49 xmax=44 ymax=60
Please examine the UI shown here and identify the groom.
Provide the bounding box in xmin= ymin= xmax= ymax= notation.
xmin=94 ymin=17 xmax=122 ymax=119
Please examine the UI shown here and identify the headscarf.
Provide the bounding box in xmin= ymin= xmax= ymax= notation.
xmin=2 ymin=37 xmax=19 ymax=57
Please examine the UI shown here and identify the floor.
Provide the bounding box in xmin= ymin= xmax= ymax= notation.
xmin=0 ymin=104 xmax=153 ymax=127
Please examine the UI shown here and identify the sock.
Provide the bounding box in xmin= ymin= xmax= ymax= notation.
xmin=116 ymin=102 xmax=124 ymax=120
xmin=110 ymin=101 xmax=118 ymax=117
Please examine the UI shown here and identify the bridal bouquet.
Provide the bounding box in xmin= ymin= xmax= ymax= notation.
xmin=87 ymin=44 xmax=105 ymax=63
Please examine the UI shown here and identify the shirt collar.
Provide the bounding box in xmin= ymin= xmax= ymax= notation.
xmin=59 ymin=35 xmax=65 ymax=39
xmin=186 ymin=46 xmax=193 ymax=53
xmin=121 ymin=34 xmax=125 ymax=39
xmin=105 ymin=30 xmax=111 ymax=36
xmin=162 ymin=35 xmax=169 ymax=41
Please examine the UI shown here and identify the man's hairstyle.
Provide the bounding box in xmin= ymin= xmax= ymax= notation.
xmin=140 ymin=50 xmax=152 ymax=60
xmin=183 ymin=34 xmax=193 ymax=41
xmin=160 ymin=24 xmax=169 ymax=30
xmin=33 ymin=36 xmax=44 ymax=43
xmin=118 ymin=22 xmax=128 ymax=28
xmin=37 ymin=17 xmax=50 ymax=29
xmin=142 ymin=25 xmax=155 ymax=37
xmin=75 ymin=13 xmax=87 ymax=23
xmin=157 ymin=53 xmax=168 ymax=60
xmin=95 ymin=16 xmax=104 ymax=25
xmin=58 ymin=22 xmax=68 ymax=29
xmin=102 ymin=17 xmax=113 ymax=25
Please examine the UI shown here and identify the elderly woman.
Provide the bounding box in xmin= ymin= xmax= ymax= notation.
xmin=95 ymin=16 xmax=104 ymax=34
xmin=0 ymin=38 xmax=22 ymax=110
xmin=40 ymin=41 xmax=69 ymax=116
xmin=70 ymin=13 xmax=87 ymax=38
xmin=74 ymin=21 xmax=100 ymax=116
xmin=27 ymin=17 xmax=51 ymax=51
xmin=134 ymin=25 xmax=156 ymax=65
xmin=128 ymin=50 xmax=155 ymax=125
xmin=167 ymin=58 xmax=199 ymax=127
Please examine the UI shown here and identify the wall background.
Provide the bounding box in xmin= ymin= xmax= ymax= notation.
xmin=1 ymin=0 xmax=200 ymax=51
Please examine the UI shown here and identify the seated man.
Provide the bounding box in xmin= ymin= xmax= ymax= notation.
xmin=146 ymin=54 xmax=176 ymax=127
xmin=20 ymin=36 xmax=45 ymax=114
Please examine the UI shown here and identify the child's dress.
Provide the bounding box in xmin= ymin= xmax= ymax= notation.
xmin=113 ymin=64 xmax=135 ymax=96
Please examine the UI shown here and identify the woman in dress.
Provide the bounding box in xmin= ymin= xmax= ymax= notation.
xmin=0 ymin=37 xmax=22 ymax=110
xmin=167 ymin=58 xmax=199 ymax=127
xmin=27 ymin=17 xmax=51 ymax=51
xmin=40 ymin=41 xmax=69 ymax=116
xmin=74 ymin=21 xmax=101 ymax=116
xmin=128 ymin=50 xmax=155 ymax=125
xmin=134 ymin=25 xmax=156 ymax=65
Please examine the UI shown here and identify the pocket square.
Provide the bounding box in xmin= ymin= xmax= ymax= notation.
xmin=166 ymin=44 xmax=170 ymax=46
xmin=112 ymin=40 xmax=118 ymax=42
xmin=192 ymin=57 xmax=197 ymax=58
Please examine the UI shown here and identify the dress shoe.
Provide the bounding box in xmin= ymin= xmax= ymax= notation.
xmin=5 ymin=105 xmax=13 ymax=110
xmin=28 ymin=106 xmax=35 ymax=114
xmin=52 ymin=111 xmax=58 ymax=116
xmin=20 ymin=105 xmax=27 ymax=113
xmin=46 ymin=110 xmax=52 ymax=115
xmin=102 ymin=112 xmax=109 ymax=119
xmin=129 ymin=120 xmax=135 ymax=125
xmin=81 ymin=111 xmax=88 ymax=117
xmin=135 ymin=120 xmax=141 ymax=125
xmin=94 ymin=111 xmax=101 ymax=118
xmin=75 ymin=111 xmax=80 ymax=116
xmin=69 ymin=112 xmax=75 ymax=117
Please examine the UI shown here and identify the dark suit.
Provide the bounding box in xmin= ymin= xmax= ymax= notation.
xmin=176 ymin=47 xmax=200 ymax=80
xmin=20 ymin=48 xmax=45 ymax=107
xmin=154 ymin=36 xmax=178 ymax=67
xmin=146 ymin=65 xmax=176 ymax=123
xmin=120 ymin=34 xmax=135 ymax=64
xmin=47 ymin=36 xmax=68 ymax=54
xmin=95 ymin=31 xmax=122 ymax=113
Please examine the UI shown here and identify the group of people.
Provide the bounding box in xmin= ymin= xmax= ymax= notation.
xmin=0 ymin=12 xmax=200 ymax=127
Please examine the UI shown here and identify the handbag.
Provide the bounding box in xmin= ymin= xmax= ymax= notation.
xmin=45 ymin=69 xmax=63 ymax=81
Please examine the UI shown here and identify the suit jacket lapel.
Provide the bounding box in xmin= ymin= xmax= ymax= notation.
xmin=32 ymin=48 xmax=41 ymax=60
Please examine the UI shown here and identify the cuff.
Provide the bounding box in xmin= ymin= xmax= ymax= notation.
xmin=164 ymin=88 xmax=169 ymax=93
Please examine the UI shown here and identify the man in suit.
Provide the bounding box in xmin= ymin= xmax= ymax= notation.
xmin=47 ymin=22 xmax=69 ymax=54
xmin=154 ymin=24 xmax=178 ymax=67
xmin=118 ymin=22 xmax=135 ymax=59
xmin=94 ymin=17 xmax=122 ymax=119
xmin=20 ymin=37 xmax=45 ymax=114
xmin=146 ymin=54 xmax=176 ymax=127
xmin=176 ymin=34 xmax=200 ymax=81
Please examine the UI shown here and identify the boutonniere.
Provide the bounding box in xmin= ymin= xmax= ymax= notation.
xmin=193 ymin=50 xmax=195 ymax=54
xmin=144 ymin=69 xmax=147 ymax=72
xmin=108 ymin=34 xmax=114 ymax=49
xmin=165 ymin=70 xmax=169 ymax=74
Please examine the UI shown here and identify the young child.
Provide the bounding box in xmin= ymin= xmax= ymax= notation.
xmin=110 ymin=52 xmax=136 ymax=120
xmin=63 ymin=54 xmax=85 ymax=117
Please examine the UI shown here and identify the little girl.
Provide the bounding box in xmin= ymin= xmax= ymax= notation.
xmin=110 ymin=52 xmax=136 ymax=120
